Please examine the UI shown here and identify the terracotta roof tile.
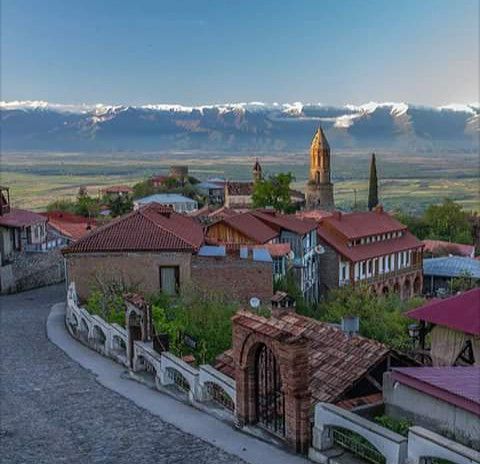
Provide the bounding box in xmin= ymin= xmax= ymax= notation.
xmin=42 ymin=211 xmax=96 ymax=241
xmin=217 ymin=310 xmax=389 ymax=404
xmin=63 ymin=203 xmax=203 ymax=254
xmin=422 ymin=240 xmax=475 ymax=258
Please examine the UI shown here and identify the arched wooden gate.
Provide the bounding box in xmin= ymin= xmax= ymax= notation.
xmin=254 ymin=344 xmax=285 ymax=436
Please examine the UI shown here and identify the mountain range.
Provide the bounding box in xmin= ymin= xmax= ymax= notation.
xmin=1 ymin=100 xmax=478 ymax=153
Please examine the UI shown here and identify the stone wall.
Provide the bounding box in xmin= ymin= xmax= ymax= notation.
xmin=1 ymin=249 xmax=64 ymax=294
xmin=65 ymin=251 xmax=192 ymax=300
xmin=318 ymin=243 xmax=339 ymax=296
xmin=191 ymin=254 xmax=273 ymax=306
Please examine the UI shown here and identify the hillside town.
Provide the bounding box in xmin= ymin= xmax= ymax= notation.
xmin=1 ymin=129 xmax=479 ymax=464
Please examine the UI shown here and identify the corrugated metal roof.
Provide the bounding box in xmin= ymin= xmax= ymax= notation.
xmin=136 ymin=193 xmax=197 ymax=204
xmin=392 ymin=367 xmax=480 ymax=415
xmin=407 ymin=288 xmax=480 ymax=335
xmin=423 ymin=256 xmax=480 ymax=278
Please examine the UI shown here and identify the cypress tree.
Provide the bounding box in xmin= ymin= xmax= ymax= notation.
xmin=368 ymin=153 xmax=379 ymax=211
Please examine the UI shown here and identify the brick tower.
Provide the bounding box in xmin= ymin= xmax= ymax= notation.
xmin=305 ymin=128 xmax=335 ymax=210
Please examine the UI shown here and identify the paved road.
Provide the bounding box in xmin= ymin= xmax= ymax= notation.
xmin=0 ymin=284 xmax=247 ymax=464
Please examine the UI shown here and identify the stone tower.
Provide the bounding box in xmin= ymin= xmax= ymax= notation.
xmin=252 ymin=158 xmax=262 ymax=182
xmin=305 ymin=128 xmax=335 ymax=210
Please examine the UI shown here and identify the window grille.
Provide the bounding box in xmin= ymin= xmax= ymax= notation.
xmin=205 ymin=382 xmax=234 ymax=411
xmin=166 ymin=368 xmax=190 ymax=393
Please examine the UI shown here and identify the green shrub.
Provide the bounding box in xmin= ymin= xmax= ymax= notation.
xmin=374 ymin=415 xmax=412 ymax=436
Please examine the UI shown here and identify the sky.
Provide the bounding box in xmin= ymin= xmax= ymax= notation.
xmin=1 ymin=0 xmax=478 ymax=107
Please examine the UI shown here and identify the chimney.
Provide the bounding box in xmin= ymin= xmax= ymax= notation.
xmin=341 ymin=315 xmax=360 ymax=336
xmin=332 ymin=210 xmax=342 ymax=220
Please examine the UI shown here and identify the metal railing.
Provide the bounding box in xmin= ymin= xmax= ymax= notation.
xmin=332 ymin=427 xmax=386 ymax=464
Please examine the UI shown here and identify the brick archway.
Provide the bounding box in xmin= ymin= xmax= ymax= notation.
xmin=233 ymin=312 xmax=311 ymax=454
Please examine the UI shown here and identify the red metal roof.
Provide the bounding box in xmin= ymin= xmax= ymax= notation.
xmin=407 ymin=288 xmax=480 ymax=335
xmin=42 ymin=211 xmax=96 ymax=241
xmin=422 ymin=240 xmax=475 ymax=258
xmin=63 ymin=203 xmax=203 ymax=254
xmin=317 ymin=224 xmax=422 ymax=262
xmin=321 ymin=210 xmax=407 ymax=240
xmin=251 ymin=210 xmax=317 ymax=235
xmin=0 ymin=208 xmax=47 ymax=228
xmin=392 ymin=367 xmax=480 ymax=416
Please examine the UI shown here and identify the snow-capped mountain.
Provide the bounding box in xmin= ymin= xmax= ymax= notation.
xmin=1 ymin=100 xmax=478 ymax=152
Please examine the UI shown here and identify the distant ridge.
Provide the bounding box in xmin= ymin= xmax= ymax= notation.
xmin=1 ymin=100 xmax=478 ymax=153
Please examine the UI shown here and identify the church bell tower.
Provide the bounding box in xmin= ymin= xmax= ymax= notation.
xmin=305 ymin=127 xmax=335 ymax=210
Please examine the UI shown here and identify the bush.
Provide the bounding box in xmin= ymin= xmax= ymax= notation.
xmin=317 ymin=285 xmax=424 ymax=351
xmin=374 ymin=415 xmax=412 ymax=436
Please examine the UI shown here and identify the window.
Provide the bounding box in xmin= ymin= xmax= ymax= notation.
xmin=159 ymin=266 xmax=180 ymax=295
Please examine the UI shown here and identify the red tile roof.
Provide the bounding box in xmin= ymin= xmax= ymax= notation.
xmin=407 ymin=288 xmax=480 ymax=335
xmin=422 ymin=240 xmax=475 ymax=258
xmin=209 ymin=212 xmax=279 ymax=244
xmin=392 ymin=367 xmax=480 ymax=416
xmin=321 ymin=210 xmax=407 ymax=240
xmin=251 ymin=210 xmax=317 ymax=235
xmin=216 ymin=310 xmax=390 ymax=404
xmin=63 ymin=203 xmax=203 ymax=254
xmin=317 ymin=225 xmax=423 ymax=262
xmin=0 ymin=208 xmax=47 ymax=228
xmin=42 ymin=211 xmax=96 ymax=241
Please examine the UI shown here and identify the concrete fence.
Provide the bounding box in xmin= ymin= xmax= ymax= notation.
xmin=309 ymin=402 xmax=480 ymax=464
xmin=65 ymin=282 xmax=236 ymax=417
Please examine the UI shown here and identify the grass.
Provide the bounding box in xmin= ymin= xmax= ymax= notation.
xmin=1 ymin=150 xmax=478 ymax=212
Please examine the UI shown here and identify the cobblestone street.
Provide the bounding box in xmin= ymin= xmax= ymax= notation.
xmin=0 ymin=285 xmax=247 ymax=464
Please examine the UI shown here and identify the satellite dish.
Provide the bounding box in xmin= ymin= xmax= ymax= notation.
xmin=249 ymin=297 xmax=261 ymax=309
xmin=315 ymin=245 xmax=325 ymax=255
xmin=288 ymin=250 xmax=295 ymax=260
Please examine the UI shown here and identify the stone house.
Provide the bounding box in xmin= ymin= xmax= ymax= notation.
xmin=315 ymin=207 xmax=424 ymax=299
xmin=63 ymin=203 xmax=204 ymax=300
xmin=63 ymin=203 xmax=273 ymax=304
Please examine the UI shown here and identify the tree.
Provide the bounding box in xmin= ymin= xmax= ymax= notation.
xmin=424 ymin=199 xmax=472 ymax=244
xmin=108 ymin=195 xmax=133 ymax=217
xmin=368 ymin=153 xmax=379 ymax=211
xmin=252 ymin=172 xmax=296 ymax=213
xmin=317 ymin=285 xmax=424 ymax=351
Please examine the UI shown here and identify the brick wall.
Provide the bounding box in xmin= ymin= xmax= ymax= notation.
xmin=65 ymin=252 xmax=192 ymax=301
xmin=191 ymin=254 xmax=273 ymax=306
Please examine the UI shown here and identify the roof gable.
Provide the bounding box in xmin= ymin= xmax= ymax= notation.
xmin=63 ymin=203 xmax=203 ymax=254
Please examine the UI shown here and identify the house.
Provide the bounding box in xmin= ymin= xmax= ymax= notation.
xmin=196 ymin=181 xmax=225 ymax=205
xmin=215 ymin=308 xmax=415 ymax=453
xmin=0 ymin=186 xmax=48 ymax=264
xmin=134 ymin=193 xmax=198 ymax=213
xmin=205 ymin=210 xmax=317 ymax=299
xmin=383 ymin=366 xmax=480 ymax=450
xmin=63 ymin=203 xmax=204 ymax=299
xmin=422 ymin=256 xmax=480 ymax=294
xmin=224 ymin=181 xmax=254 ymax=208
xmin=406 ymin=288 xmax=479 ymax=366
xmin=100 ymin=185 xmax=133 ymax=199
xmin=42 ymin=211 xmax=96 ymax=244
xmin=251 ymin=210 xmax=319 ymax=302
xmin=315 ymin=207 xmax=424 ymax=299
xmin=422 ymin=239 xmax=475 ymax=258
xmin=63 ymin=203 xmax=274 ymax=304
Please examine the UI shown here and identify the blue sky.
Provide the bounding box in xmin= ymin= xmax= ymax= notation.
xmin=1 ymin=0 xmax=478 ymax=106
